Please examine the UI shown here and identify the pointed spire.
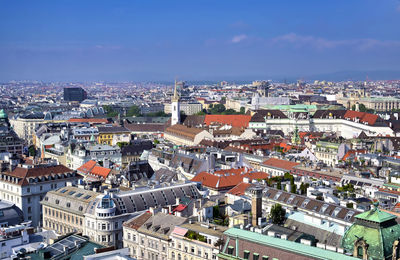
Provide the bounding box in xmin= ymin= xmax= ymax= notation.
xmin=172 ymin=79 xmax=179 ymax=101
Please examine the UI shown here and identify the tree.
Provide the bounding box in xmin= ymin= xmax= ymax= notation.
xmin=346 ymin=203 xmax=354 ymax=209
xmin=28 ymin=145 xmax=36 ymax=157
xmin=209 ymin=104 xmax=226 ymax=114
xmin=126 ymin=105 xmax=141 ymax=117
xmin=195 ymin=110 xmax=206 ymax=115
xmin=116 ymin=142 xmax=129 ymax=148
xmin=240 ymin=107 xmax=246 ymax=114
xmin=103 ymin=105 xmax=119 ymax=117
xmin=299 ymin=182 xmax=309 ymax=195
xmin=222 ymin=109 xmax=237 ymax=115
xmin=269 ymin=203 xmax=286 ymax=225
xmin=290 ymin=178 xmax=296 ymax=194
xmin=276 ymin=181 xmax=282 ymax=190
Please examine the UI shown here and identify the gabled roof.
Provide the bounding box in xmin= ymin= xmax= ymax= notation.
xmin=77 ymin=160 xmax=97 ymax=174
xmin=250 ymin=110 xmax=288 ymax=122
xmin=204 ymin=115 xmax=251 ymax=128
xmin=262 ymin=158 xmax=300 ymax=171
xmin=5 ymin=164 xmax=74 ymax=186
xmin=165 ymin=124 xmax=204 ymax=140
xmin=344 ymin=110 xmax=379 ymax=126
xmin=77 ymin=160 xmax=111 ymax=179
xmin=227 ymin=182 xmax=253 ymax=196
xmin=191 ymin=168 xmax=268 ymax=190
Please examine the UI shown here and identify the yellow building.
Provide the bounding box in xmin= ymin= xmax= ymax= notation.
xmin=97 ymin=126 xmax=131 ymax=145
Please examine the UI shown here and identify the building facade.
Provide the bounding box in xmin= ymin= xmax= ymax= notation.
xmin=0 ymin=163 xmax=80 ymax=227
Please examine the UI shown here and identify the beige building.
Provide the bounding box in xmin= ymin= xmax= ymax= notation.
xmin=336 ymin=89 xmax=400 ymax=112
xmin=164 ymin=124 xmax=213 ymax=146
xmin=41 ymin=185 xmax=100 ymax=234
xmin=123 ymin=211 xmax=187 ymax=260
xmin=10 ymin=115 xmax=46 ymax=145
xmin=169 ymin=222 xmax=227 ymax=260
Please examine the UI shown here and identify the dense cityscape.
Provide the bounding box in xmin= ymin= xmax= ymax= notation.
xmin=2 ymin=1 xmax=400 ymax=260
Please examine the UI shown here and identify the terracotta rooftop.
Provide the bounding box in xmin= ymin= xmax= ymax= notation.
xmin=262 ymin=158 xmax=300 ymax=171
xmin=77 ymin=160 xmax=112 ymax=179
xmin=4 ymin=164 xmax=74 ymax=186
xmin=165 ymin=124 xmax=203 ymax=140
xmin=344 ymin=110 xmax=379 ymax=125
xmin=191 ymin=168 xmax=268 ymax=190
xmin=227 ymin=182 xmax=253 ymax=196
xmin=204 ymin=115 xmax=251 ymax=128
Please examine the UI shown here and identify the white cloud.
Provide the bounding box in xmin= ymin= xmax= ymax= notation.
xmin=271 ymin=33 xmax=400 ymax=51
xmin=231 ymin=34 xmax=248 ymax=43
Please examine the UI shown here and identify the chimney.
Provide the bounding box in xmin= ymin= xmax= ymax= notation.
xmin=251 ymin=186 xmax=263 ymax=227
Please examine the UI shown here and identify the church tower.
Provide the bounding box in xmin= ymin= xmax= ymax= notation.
xmin=171 ymin=80 xmax=180 ymax=125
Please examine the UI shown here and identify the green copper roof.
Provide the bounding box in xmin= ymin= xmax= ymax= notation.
xmin=341 ymin=206 xmax=400 ymax=260
xmin=0 ymin=109 xmax=7 ymax=119
xmin=355 ymin=207 xmax=396 ymax=223
xmin=222 ymin=228 xmax=358 ymax=260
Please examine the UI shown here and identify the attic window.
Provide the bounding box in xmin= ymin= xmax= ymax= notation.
xmin=66 ymin=202 xmax=71 ymax=208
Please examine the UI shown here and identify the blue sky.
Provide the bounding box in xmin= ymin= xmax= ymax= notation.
xmin=1 ymin=0 xmax=400 ymax=81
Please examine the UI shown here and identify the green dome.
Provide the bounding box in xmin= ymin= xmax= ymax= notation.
xmin=0 ymin=109 xmax=7 ymax=119
xmin=341 ymin=205 xmax=400 ymax=260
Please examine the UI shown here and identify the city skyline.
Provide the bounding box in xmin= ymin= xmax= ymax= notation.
xmin=1 ymin=0 xmax=400 ymax=81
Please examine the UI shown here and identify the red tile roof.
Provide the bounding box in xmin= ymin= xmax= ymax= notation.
xmin=77 ymin=160 xmax=97 ymax=174
xmin=5 ymin=164 xmax=74 ymax=186
xmin=91 ymin=166 xmax=112 ymax=178
xmin=342 ymin=149 xmax=367 ymax=161
xmin=77 ymin=160 xmax=111 ymax=179
xmin=191 ymin=168 xmax=268 ymax=190
xmin=227 ymin=182 xmax=253 ymax=196
xmin=204 ymin=115 xmax=251 ymax=128
xmin=262 ymin=158 xmax=300 ymax=171
xmin=173 ymin=204 xmax=187 ymax=212
xmin=344 ymin=110 xmax=379 ymax=125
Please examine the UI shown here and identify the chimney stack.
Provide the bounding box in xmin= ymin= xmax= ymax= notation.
xmin=250 ymin=186 xmax=263 ymax=227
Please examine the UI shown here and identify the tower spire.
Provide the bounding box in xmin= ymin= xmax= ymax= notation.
xmin=173 ymin=78 xmax=179 ymax=101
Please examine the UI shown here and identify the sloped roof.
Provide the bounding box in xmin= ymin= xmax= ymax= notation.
xmin=6 ymin=164 xmax=74 ymax=186
xmin=204 ymin=115 xmax=251 ymax=128
xmin=97 ymin=126 xmax=130 ymax=133
xmin=90 ymin=166 xmax=112 ymax=179
xmin=344 ymin=110 xmax=379 ymax=125
xmin=77 ymin=160 xmax=97 ymax=174
xmin=165 ymin=124 xmax=203 ymax=140
xmin=123 ymin=212 xmax=152 ymax=230
xmin=355 ymin=207 xmax=396 ymax=223
xmin=77 ymin=160 xmax=111 ymax=179
xmin=191 ymin=168 xmax=268 ymax=190
xmin=262 ymin=158 xmax=300 ymax=171
xmin=68 ymin=118 xmax=109 ymax=124
xmin=250 ymin=110 xmax=288 ymax=122
xmin=227 ymin=182 xmax=253 ymax=196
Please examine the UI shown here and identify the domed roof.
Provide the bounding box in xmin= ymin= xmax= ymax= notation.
xmin=341 ymin=204 xmax=400 ymax=259
xmin=0 ymin=109 xmax=7 ymax=119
